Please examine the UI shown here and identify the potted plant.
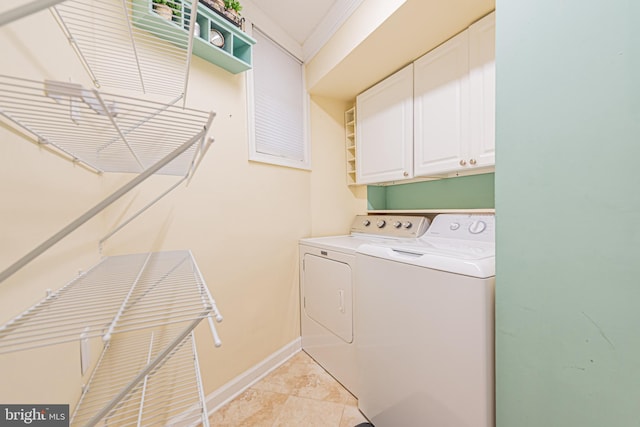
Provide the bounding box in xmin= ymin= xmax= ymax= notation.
xmin=223 ymin=0 xmax=243 ymax=28
xmin=152 ymin=0 xmax=182 ymax=24
xmin=224 ymin=0 xmax=242 ymax=16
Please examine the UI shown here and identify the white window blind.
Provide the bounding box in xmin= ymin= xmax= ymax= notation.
xmin=250 ymin=27 xmax=309 ymax=169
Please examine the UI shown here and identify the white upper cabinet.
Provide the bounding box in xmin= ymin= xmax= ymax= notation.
xmin=356 ymin=64 xmax=413 ymax=184
xmin=414 ymin=30 xmax=470 ymax=176
xmin=353 ymin=12 xmax=495 ymax=185
xmin=468 ymin=11 xmax=496 ymax=169
xmin=414 ymin=11 xmax=495 ymax=177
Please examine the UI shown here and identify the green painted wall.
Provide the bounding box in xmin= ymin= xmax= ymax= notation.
xmin=496 ymin=1 xmax=640 ymax=426
xmin=367 ymin=173 xmax=495 ymax=210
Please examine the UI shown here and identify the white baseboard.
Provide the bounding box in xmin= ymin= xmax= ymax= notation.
xmin=205 ymin=338 xmax=302 ymax=416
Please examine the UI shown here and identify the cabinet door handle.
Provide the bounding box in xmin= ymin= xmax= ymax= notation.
xmin=459 ymin=159 xmax=467 ymax=166
xmin=469 ymin=158 xmax=477 ymax=165
xmin=403 ymin=171 xmax=409 ymax=177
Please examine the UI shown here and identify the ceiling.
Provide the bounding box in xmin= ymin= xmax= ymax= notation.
xmin=248 ymin=0 xmax=338 ymax=46
xmin=243 ymin=0 xmax=365 ymax=61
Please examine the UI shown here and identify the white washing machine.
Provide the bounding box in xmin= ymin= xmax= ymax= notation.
xmin=299 ymin=215 xmax=430 ymax=396
xmin=356 ymin=213 xmax=495 ymax=427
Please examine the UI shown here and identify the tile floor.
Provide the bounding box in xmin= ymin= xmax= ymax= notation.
xmin=208 ymin=351 xmax=369 ymax=427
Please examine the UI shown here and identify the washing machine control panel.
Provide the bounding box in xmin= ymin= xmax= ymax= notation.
xmin=351 ymin=215 xmax=430 ymax=238
xmin=426 ymin=214 xmax=495 ymax=242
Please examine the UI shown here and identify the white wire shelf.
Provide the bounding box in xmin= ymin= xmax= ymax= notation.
xmin=1 ymin=3 xmax=219 ymax=426
xmin=51 ymin=0 xmax=198 ymax=100
xmin=0 ymin=74 xmax=213 ymax=175
xmin=0 ymin=250 xmax=222 ymax=355
xmin=71 ymin=328 xmax=209 ymax=427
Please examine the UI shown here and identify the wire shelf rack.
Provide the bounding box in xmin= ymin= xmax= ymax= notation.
xmin=51 ymin=0 xmax=198 ymax=100
xmin=0 ymin=250 xmax=222 ymax=355
xmin=0 ymin=74 xmax=212 ymax=175
xmin=71 ymin=329 xmax=210 ymax=427
xmin=0 ymin=251 xmax=220 ymax=426
xmin=1 ymin=3 xmax=220 ymax=425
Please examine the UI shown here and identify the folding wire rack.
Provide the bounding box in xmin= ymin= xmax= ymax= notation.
xmin=72 ymin=330 xmax=209 ymax=426
xmin=0 ymin=251 xmax=222 ymax=354
xmin=51 ymin=0 xmax=199 ymax=101
xmin=0 ymin=2 xmax=223 ymax=425
xmin=0 ymin=74 xmax=215 ymax=284
xmin=0 ymin=75 xmax=212 ymax=175
xmin=0 ymin=251 xmax=221 ymax=426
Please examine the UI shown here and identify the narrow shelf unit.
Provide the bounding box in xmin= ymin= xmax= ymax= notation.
xmin=345 ymin=106 xmax=357 ymax=186
xmin=0 ymin=251 xmax=221 ymax=426
xmin=132 ymin=0 xmax=256 ymax=74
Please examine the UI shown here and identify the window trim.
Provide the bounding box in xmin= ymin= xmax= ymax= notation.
xmin=246 ymin=26 xmax=311 ymax=171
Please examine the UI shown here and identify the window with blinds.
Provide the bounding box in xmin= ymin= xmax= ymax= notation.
xmin=248 ymin=27 xmax=309 ymax=169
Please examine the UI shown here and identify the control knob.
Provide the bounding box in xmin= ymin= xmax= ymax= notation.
xmin=469 ymin=220 xmax=487 ymax=234
xmin=376 ymin=219 xmax=386 ymax=228
xmin=362 ymin=219 xmax=371 ymax=226
xmin=450 ymin=222 xmax=460 ymax=231
xmin=402 ymin=222 xmax=412 ymax=229
xmin=393 ymin=221 xmax=402 ymax=228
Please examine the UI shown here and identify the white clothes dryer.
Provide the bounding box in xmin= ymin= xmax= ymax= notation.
xmin=299 ymin=215 xmax=430 ymax=396
xmin=356 ymin=213 xmax=495 ymax=427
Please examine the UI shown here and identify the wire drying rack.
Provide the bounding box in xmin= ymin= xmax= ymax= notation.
xmin=0 ymin=251 xmax=221 ymax=427
xmin=0 ymin=2 xmax=222 ymax=425
xmin=0 ymin=73 xmax=215 ymax=283
xmin=0 ymin=74 xmax=212 ymax=175
xmin=72 ymin=329 xmax=209 ymax=426
xmin=51 ymin=0 xmax=199 ymax=101
xmin=0 ymin=251 xmax=222 ymax=354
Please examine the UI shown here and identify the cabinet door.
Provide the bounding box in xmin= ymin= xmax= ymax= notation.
xmin=469 ymin=12 xmax=496 ymax=168
xmin=356 ymin=64 xmax=413 ymax=184
xmin=414 ymin=30 xmax=470 ymax=176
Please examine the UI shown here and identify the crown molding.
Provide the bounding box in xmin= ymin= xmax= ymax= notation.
xmin=302 ymin=0 xmax=365 ymax=62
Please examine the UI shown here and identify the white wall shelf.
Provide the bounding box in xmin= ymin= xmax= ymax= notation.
xmin=0 ymin=75 xmax=213 ymax=176
xmin=0 ymin=251 xmax=221 ymax=354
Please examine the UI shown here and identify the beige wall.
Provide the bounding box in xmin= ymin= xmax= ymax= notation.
xmin=308 ymin=96 xmax=367 ymax=236
xmin=0 ymin=1 xmax=361 ymax=411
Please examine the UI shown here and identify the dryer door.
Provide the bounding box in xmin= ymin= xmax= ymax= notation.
xmin=303 ymin=254 xmax=353 ymax=343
